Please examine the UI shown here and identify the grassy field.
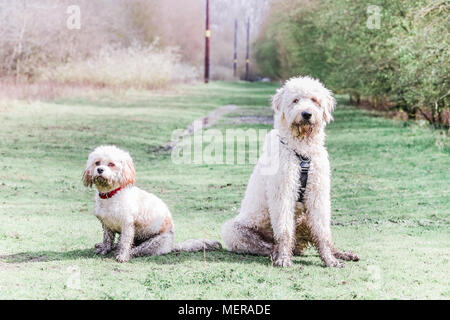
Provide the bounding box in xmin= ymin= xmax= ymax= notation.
xmin=0 ymin=81 xmax=449 ymax=299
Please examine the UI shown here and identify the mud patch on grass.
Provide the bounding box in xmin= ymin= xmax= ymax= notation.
xmin=0 ymin=253 xmax=49 ymax=263
xmin=0 ymin=249 xmax=94 ymax=263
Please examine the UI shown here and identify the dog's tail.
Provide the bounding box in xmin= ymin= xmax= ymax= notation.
xmin=172 ymin=239 xmax=222 ymax=252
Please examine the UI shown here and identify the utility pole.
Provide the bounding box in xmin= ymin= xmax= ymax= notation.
xmin=245 ymin=17 xmax=250 ymax=81
xmin=233 ymin=19 xmax=237 ymax=78
xmin=204 ymin=0 xmax=210 ymax=83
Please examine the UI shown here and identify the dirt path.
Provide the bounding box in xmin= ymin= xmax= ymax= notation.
xmin=185 ymin=104 xmax=238 ymax=134
xmin=162 ymin=104 xmax=238 ymax=150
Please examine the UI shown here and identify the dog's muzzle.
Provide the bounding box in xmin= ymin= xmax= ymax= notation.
xmin=94 ymin=176 xmax=109 ymax=187
xmin=292 ymin=120 xmax=314 ymax=135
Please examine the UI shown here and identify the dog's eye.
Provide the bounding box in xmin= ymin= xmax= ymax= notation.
xmin=108 ymin=163 xmax=115 ymax=167
xmin=292 ymin=98 xmax=299 ymax=104
xmin=95 ymin=161 xmax=101 ymax=166
xmin=311 ymin=97 xmax=319 ymax=106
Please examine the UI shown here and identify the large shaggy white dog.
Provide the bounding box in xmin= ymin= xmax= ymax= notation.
xmin=83 ymin=145 xmax=221 ymax=262
xmin=222 ymin=76 xmax=359 ymax=267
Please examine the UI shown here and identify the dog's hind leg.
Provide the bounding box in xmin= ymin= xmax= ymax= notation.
xmin=131 ymin=232 xmax=174 ymax=257
xmin=221 ymin=219 xmax=273 ymax=256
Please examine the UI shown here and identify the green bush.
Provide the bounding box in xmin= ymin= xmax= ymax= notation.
xmin=255 ymin=0 xmax=449 ymax=125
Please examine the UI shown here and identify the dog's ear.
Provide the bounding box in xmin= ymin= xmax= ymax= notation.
xmin=120 ymin=157 xmax=136 ymax=187
xmin=271 ymin=87 xmax=284 ymax=112
xmin=321 ymin=90 xmax=336 ymax=124
xmin=82 ymin=168 xmax=93 ymax=187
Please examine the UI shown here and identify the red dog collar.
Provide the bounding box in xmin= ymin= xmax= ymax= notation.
xmin=99 ymin=187 xmax=123 ymax=199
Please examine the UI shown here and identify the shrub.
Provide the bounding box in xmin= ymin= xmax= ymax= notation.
xmin=37 ymin=44 xmax=199 ymax=89
xmin=255 ymin=0 xmax=449 ymax=125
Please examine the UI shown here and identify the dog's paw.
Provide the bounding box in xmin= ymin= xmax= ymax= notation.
xmin=205 ymin=240 xmax=222 ymax=251
xmin=273 ymin=256 xmax=292 ymax=267
xmin=271 ymin=252 xmax=292 ymax=267
xmin=334 ymin=250 xmax=359 ymax=262
xmin=94 ymin=243 xmax=111 ymax=255
xmin=325 ymin=258 xmax=345 ymax=268
xmin=115 ymin=252 xmax=130 ymax=263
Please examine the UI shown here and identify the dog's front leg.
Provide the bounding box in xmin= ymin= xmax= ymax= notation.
xmin=94 ymin=223 xmax=115 ymax=255
xmin=306 ymin=198 xmax=344 ymax=268
xmin=268 ymin=192 xmax=296 ymax=267
xmin=115 ymin=223 xmax=135 ymax=263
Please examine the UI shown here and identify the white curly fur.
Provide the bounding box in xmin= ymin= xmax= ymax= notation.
xmin=221 ymin=76 xmax=359 ymax=267
xmin=83 ymin=145 xmax=221 ymax=263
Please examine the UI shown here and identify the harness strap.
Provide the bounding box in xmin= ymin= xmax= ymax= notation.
xmin=279 ymin=137 xmax=311 ymax=203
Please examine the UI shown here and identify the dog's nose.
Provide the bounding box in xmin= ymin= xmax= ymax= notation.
xmin=301 ymin=111 xmax=312 ymax=120
xmin=97 ymin=168 xmax=104 ymax=174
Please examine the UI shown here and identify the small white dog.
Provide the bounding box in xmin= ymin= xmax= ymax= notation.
xmin=83 ymin=145 xmax=221 ymax=262
xmin=222 ymin=76 xmax=359 ymax=267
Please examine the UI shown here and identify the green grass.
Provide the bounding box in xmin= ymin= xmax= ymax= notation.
xmin=0 ymin=81 xmax=449 ymax=299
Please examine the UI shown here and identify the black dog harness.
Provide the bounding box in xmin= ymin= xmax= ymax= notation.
xmin=279 ymin=138 xmax=311 ymax=203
